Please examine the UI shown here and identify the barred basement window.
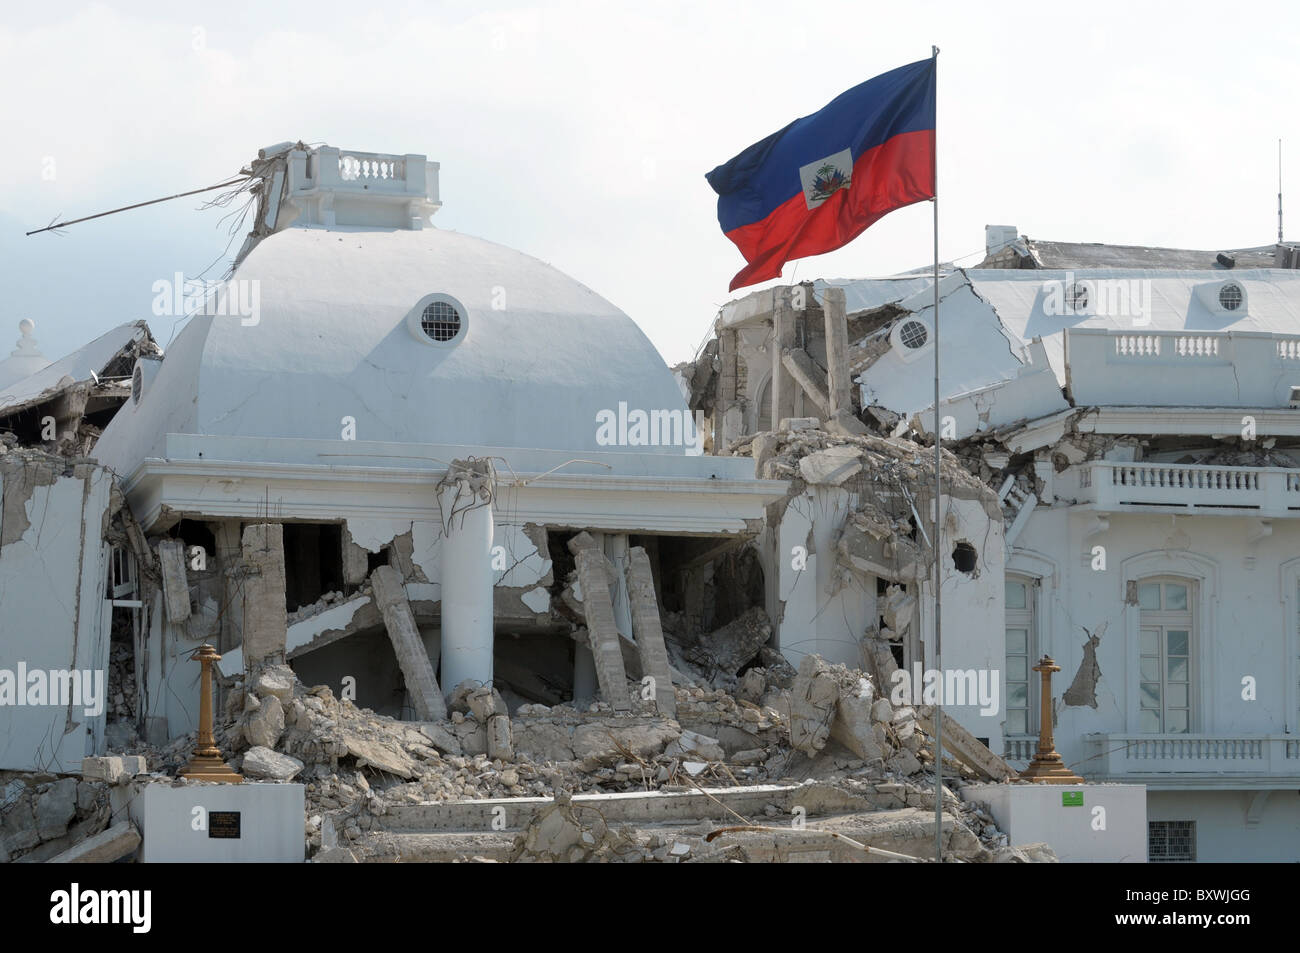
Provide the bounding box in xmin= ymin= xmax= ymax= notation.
xmin=1148 ymin=820 xmax=1196 ymax=862
xmin=1219 ymin=282 xmax=1243 ymax=311
xmin=421 ymin=300 xmax=462 ymax=341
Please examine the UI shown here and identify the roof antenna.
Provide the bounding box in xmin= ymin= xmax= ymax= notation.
xmin=1279 ymin=138 xmax=1284 ymax=244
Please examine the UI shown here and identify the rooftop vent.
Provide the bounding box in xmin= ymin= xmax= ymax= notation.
xmin=1193 ymin=280 xmax=1248 ymax=316
xmin=1218 ymin=282 xmax=1243 ymax=311
xmin=407 ymin=293 xmax=467 ymax=347
xmin=891 ymin=318 xmax=932 ymax=362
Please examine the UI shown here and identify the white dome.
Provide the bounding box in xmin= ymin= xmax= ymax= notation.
xmin=97 ymin=225 xmax=688 ymax=473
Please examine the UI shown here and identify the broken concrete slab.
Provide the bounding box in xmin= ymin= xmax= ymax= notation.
xmin=664 ymin=729 xmax=725 ymax=762
xmin=789 ymin=655 xmax=839 ymax=755
xmin=341 ymin=731 xmax=419 ymax=778
xmin=35 ymin=778 xmax=78 ymax=840
xmin=487 ymin=714 xmax=514 ymax=762
xmin=915 ymin=707 xmax=1017 ymax=782
xmin=371 ymin=565 xmax=447 ymax=721
xmin=697 ymin=606 xmax=772 ymax=676
xmin=243 ymin=745 xmax=305 ymax=780
xmin=81 ymin=756 xmax=128 ymax=785
xmin=798 ymin=444 xmax=863 ymax=486
xmin=244 ymin=694 xmax=286 ymax=749
xmin=46 ymin=820 xmax=140 ymax=864
xmin=781 ymin=347 xmax=831 ymax=417
xmin=571 ymin=722 xmax=680 ymax=770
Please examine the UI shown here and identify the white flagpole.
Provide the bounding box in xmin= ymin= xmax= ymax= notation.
xmin=930 ymin=43 xmax=944 ymax=865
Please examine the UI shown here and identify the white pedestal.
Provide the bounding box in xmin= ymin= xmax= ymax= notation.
xmin=136 ymin=782 xmax=304 ymax=862
xmin=962 ymin=782 xmax=1147 ymax=862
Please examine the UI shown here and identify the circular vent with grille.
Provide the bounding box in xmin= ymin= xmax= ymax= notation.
xmin=421 ymin=300 xmax=462 ymax=341
xmin=898 ymin=320 xmax=928 ymax=350
xmin=132 ymin=365 xmax=143 ymax=405
xmin=1219 ymin=282 xmax=1243 ymax=311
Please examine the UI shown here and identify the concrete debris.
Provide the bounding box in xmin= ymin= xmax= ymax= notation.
xmin=46 ymin=820 xmax=141 ymax=864
xmin=689 ymin=606 xmax=772 ymax=678
xmin=1 ymin=775 xmax=112 ymax=863
xmin=992 ymin=842 xmax=1059 ymax=863
xmin=914 ymin=708 xmax=1017 ymax=782
xmin=242 ymin=745 xmax=305 ymax=780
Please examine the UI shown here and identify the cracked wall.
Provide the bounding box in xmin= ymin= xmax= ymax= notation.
xmin=0 ymin=454 xmax=115 ymax=771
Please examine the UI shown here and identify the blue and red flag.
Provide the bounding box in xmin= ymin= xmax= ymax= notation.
xmin=706 ymin=58 xmax=936 ymax=291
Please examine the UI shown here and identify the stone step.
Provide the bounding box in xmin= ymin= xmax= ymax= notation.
xmin=372 ymin=783 xmax=845 ymax=833
xmin=341 ymin=807 xmax=963 ymax=863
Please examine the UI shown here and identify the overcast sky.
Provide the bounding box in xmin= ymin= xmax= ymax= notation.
xmin=2 ymin=1 xmax=1297 ymax=366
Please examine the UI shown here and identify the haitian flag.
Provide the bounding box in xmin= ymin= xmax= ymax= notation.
xmin=706 ymin=58 xmax=936 ymax=291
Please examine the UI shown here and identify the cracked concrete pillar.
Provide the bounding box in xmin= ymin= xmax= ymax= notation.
xmin=371 ymin=565 xmax=447 ymax=721
xmin=212 ymin=521 xmax=244 ymax=653
xmin=771 ymin=286 xmax=798 ymax=426
xmin=438 ymin=460 xmax=495 ymax=696
xmin=240 ymin=523 xmax=287 ymax=669
xmin=625 ymin=546 xmax=676 ymax=717
xmin=156 ymin=539 xmax=191 ymax=624
xmin=718 ymin=328 xmax=739 ymax=453
xmin=822 ymin=286 xmax=851 ymax=418
xmin=569 ymin=533 xmax=630 ymax=711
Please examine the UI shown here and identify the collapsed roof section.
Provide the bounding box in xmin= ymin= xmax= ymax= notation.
xmin=0 ymin=320 xmax=159 ymax=457
xmin=976 ymin=225 xmax=1299 ymax=271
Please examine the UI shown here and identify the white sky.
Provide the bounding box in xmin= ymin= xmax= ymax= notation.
xmin=2 ymin=1 xmax=1298 ymax=365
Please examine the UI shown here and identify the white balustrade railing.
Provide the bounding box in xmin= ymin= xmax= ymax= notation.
xmin=1112 ymin=332 xmax=1223 ymax=359
xmin=1002 ymin=735 xmax=1037 ymax=762
xmin=1084 ymin=733 xmax=1300 ymax=778
xmin=339 ymin=153 xmax=405 ymax=182
xmin=1076 ymin=461 xmax=1300 ymax=516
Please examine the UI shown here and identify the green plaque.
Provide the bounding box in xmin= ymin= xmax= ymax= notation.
xmin=1061 ymin=791 xmax=1084 ymax=807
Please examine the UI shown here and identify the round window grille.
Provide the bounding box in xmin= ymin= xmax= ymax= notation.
xmin=420 ymin=300 xmax=462 ymax=341
xmin=132 ymin=365 xmax=143 ymax=405
xmin=1068 ymin=282 xmax=1089 ymax=312
xmin=1219 ymin=282 xmax=1243 ymax=311
xmin=898 ymin=320 xmax=929 ymax=350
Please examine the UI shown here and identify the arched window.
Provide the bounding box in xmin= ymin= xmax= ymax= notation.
xmin=1137 ymin=577 xmax=1194 ymax=733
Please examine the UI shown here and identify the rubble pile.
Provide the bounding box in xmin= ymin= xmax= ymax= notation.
xmin=106 ymin=640 xmax=137 ymax=721
xmin=0 ymin=773 xmax=116 ymax=863
xmin=195 ymin=644 xmax=1040 ymax=861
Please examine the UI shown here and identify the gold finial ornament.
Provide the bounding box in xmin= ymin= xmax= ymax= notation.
xmin=1018 ymin=655 xmax=1084 ymax=784
xmin=178 ymin=644 xmax=244 ymax=783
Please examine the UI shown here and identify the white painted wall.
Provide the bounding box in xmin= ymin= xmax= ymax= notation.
xmin=0 ymin=467 xmax=114 ymax=772
xmin=1012 ymin=507 xmax=1300 ymax=768
xmin=964 ymin=782 xmax=1147 ymax=862
xmin=1147 ymin=790 xmax=1300 ymax=862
